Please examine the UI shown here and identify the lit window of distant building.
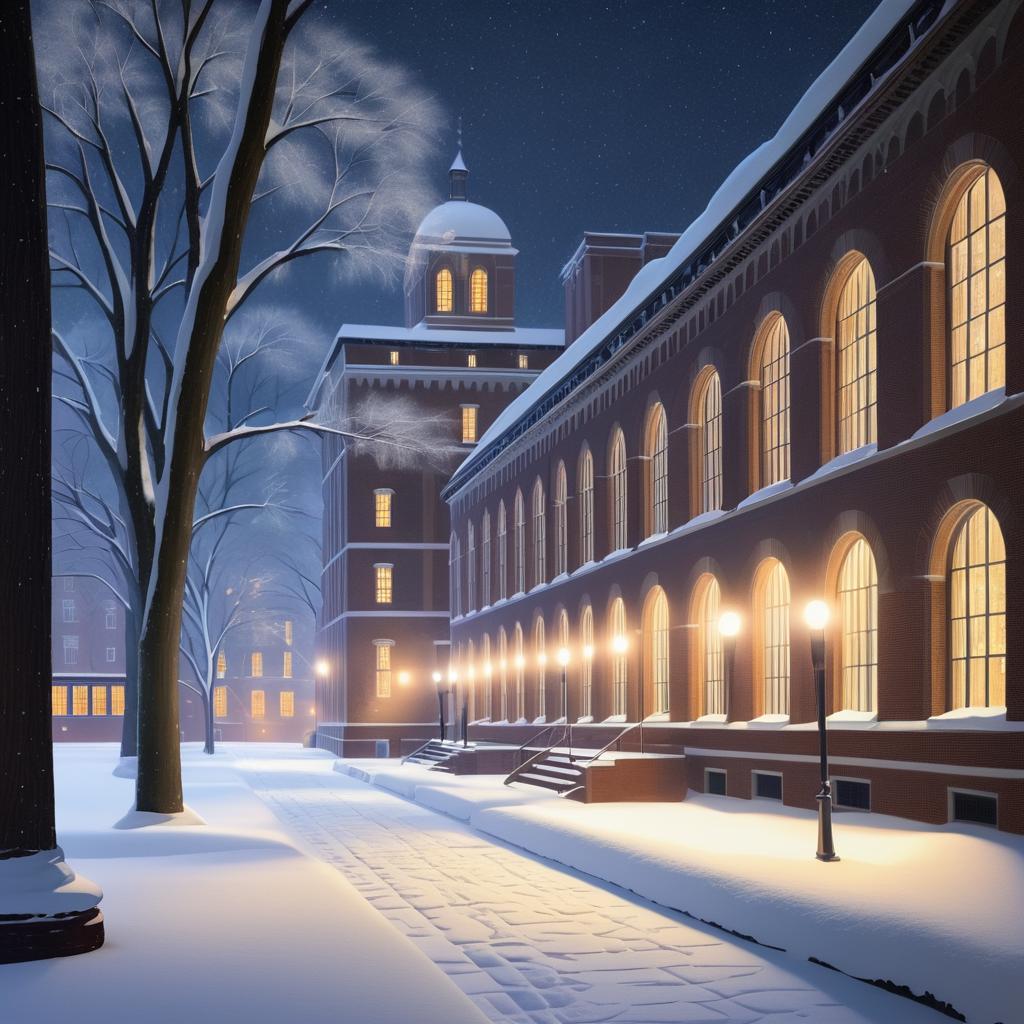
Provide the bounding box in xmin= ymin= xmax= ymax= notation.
xmin=513 ymin=490 xmax=526 ymax=594
xmin=62 ymin=599 xmax=75 ymax=622
xmin=280 ymin=690 xmax=295 ymax=717
xmin=389 ymin=349 xmax=400 ymax=365
xmin=577 ymin=447 xmax=594 ymax=564
xmin=283 ymin=651 xmax=293 ymax=679
xmin=756 ymin=316 xmax=791 ymax=487
xmin=837 ymin=537 xmax=878 ymax=712
xmin=375 ymin=564 xmax=393 ymax=604
xmin=531 ymin=478 xmax=546 ymax=587
xmin=72 ymin=685 xmax=89 ymax=716
xmin=435 ymin=268 xmax=453 ymax=312
xmin=467 ymin=352 xmax=477 ymax=368
xmin=466 ymin=521 xmax=476 ymax=612
xmin=374 ymin=489 xmax=393 ymax=528
xmin=644 ymin=403 xmax=668 ymax=536
xmin=106 ymin=647 xmax=116 ymax=663
xmin=696 ymin=370 xmax=723 ymax=514
xmin=461 ymin=404 xmax=478 ymax=444
xmin=213 ymin=686 xmax=227 ymax=719
xmin=517 ymin=353 xmax=529 ymax=369
xmin=284 ymin=620 xmax=293 ymax=646
xmin=610 ymin=597 xmax=628 ymax=716
xmin=216 ymin=651 xmax=227 ymax=678
xmin=694 ymin=575 xmax=724 ymax=716
xmin=836 ymin=257 xmax=877 ymax=453
xmin=756 ymin=558 xmax=791 ymax=716
xmin=63 ymin=636 xmax=79 ymax=666
xmin=52 ymin=685 xmax=67 ymax=716
xmin=251 ymin=690 xmax=265 ymax=720
xmin=374 ymin=641 xmax=393 ymax=698
xmin=481 ymin=510 xmax=492 ymax=606
xmin=111 ymin=685 xmax=125 ymax=716
xmin=469 ymin=268 xmax=488 ymax=313
xmin=92 ymin=686 xmax=107 ymax=716
xmin=251 ymin=651 xmax=263 ymax=677
xmin=609 ymin=428 xmax=628 ymax=551
xmin=497 ymin=501 xmax=507 ymax=601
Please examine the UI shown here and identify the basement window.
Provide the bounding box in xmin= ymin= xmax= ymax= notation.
xmin=753 ymin=771 xmax=783 ymax=801
xmin=705 ymin=768 xmax=727 ymax=796
xmin=834 ymin=778 xmax=871 ymax=810
xmin=950 ymin=789 xmax=998 ymax=828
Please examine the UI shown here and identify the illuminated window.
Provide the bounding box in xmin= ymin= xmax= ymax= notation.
xmin=697 ymin=370 xmax=723 ymax=513
xmin=645 ymin=588 xmax=670 ymax=714
xmin=374 ymin=489 xmax=393 ymax=528
xmin=498 ymin=627 xmax=509 ymax=721
xmin=111 ymin=685 xmax=125 ymax=716
xmin=51 ymin=685 xmax=67 ymax=716
xmin=695 ymin=575 xmax=724 ymax=716
xmin=251 ymin=651 xmax=263 ymax=677
xmin=63 ymin=636 xmax=78 ymax=665
xmin=578 ymin=447 xmax=594 ymax=563
xmin=389 ymin=350 xmax=399 ymax=366
xmin=284 ymin=620 xmax=293 ymax=646
xmin=644 ymin=403 xmax=668 ymax=536
xmin=517 ymin=353 xmax=529 ymax=370
xmin=92 ymin=686 xmax=107 ymax=716
xmin=375 ymin=563 xmax=393 ymax=604
xmin=514 ymin=489 xmax=526 ymax=594
xmin=283 ymin=651 xmax=293 ymax=679
xmin=497 ymin=501 xmax=507 ymax=601
xmin=461 ymin=404 xmax=478 ymax=444
xmin=554 ymin=462 xmax=567 ymax=577
xmin=435 ymin=268 xmax=453 ymax=312
xmin=469 ymin=268 xmax=488 ymax=313
xmin=216 ymin=651 xmax=227 ymax=679
xmin=72 ymin=685 xmax=89 ymax=716
xmin=481 ymin=511 xmax=492 ymax=606
xmin=948 ymin=167 xmax=1005 ymax=407
xmin=534 ymin=617 xmax=546 ymax=718
xmin=280 ymin=690 xmax=295 ymax=717
xmin=838 ymin=537 xmax=878 ymax=712
xmin=251 ymin=690 xmax=265 ymax=720
xmin=610 ymin=597 xmax=628 ymax=716
xmin=609 ymin=428 xmax=627 ymax=551
xmin=513 ymin=622 xmax=525 ymax=720
xmin=467 ymin=352 xmax=477 ymax=368
xmin=449 ymin=533 xmax=461 ymax=617
xmin=757 ymin=317 xmax=790 ymax=487
xmin=579 ymin=605 xmax=593 ymax=718
xmin=837 ymin=258 xmax=877 ymax=452
xmin=532 ymin=478 xmax=546 ymax=587
xmin=373 ymin=641 xmax=393 ymax=698
xmin=756 ymin=559 xmax=790 ymax=715
xmin=950 ymin=505 xmax=1005 ymax=708
xmin=214 ymin=685 xmax=227 ymax=719
xmin=480 ymin=634 xmax=492 ymax=719
xmin=466 ymin=521 xmax=476 ymax=612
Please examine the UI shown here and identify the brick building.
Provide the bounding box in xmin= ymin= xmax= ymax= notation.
xmin=308 ymin=153 xmax=564 ymax=757
xmin=443 ymin=0 xmax=1024 ymax=832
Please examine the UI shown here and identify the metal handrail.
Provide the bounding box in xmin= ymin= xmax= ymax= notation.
xmin=583 ymin=720 xmax=645 ymax=765
xmin=503 ymin=743 xmax=558 ymax=787
xmin=512 ymin=723 xmax=565 ymax=768
xmin=401 ymin=737 xmax=443 ymax=765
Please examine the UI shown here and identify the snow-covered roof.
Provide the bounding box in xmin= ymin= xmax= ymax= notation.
xmin=337 ymin=322 xmax=563 ymax=348
xmin=449 ymin=149 xmax=468 ymax=173
xmin=413 ymin=200 xmax=512 ymax=247
xmin=445 ymin=0 xmax=935 ymax=496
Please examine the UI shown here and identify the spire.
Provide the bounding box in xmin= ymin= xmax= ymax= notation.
xmin=448 ymin=116 xmax=468 ymax=200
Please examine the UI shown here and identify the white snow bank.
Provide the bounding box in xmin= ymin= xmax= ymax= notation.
xmin=113 ymin=804 xmax=207 ymax=829
xmin=0 ymin=846 xmax=102 ymax=917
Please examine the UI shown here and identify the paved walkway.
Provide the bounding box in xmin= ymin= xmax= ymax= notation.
xmin=233 ymin=750 xmax=935 ymax=1024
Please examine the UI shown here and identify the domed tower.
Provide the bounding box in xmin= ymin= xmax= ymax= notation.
xmin=404 ymin=150 xmax=518 ymax=331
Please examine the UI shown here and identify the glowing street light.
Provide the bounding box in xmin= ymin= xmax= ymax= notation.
xmin=314 ymin=659 xmax=331 ymax=678
xmin=397 ymin=671 xmax=410 ymax=686
xmin=556 ymin=647 xmax=570 ymax=667
xmin=611 ymin=634 xmax=628 ymax=655
xmin=718 ymin=611 xmax=741 ymax=638
xmin=582 ymin=644 xmax=594 ymax=661
xmin=717 ymin=611 xmax=741 ymax=721
xmin=431 ymin=670 xmax=445 ymax=740
xmin=804 ymin=599 xmax=838 ymax=863
xmin=431 ymin=670 xmax=443 ymax=685
xmin=557 ymin=647 xmax=572 ymax=758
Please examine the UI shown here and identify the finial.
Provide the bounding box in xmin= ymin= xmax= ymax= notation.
xmin=457 ymin=114 xmax=463 ymax=150
xmin=448 ymin=117 xmax=468 ymax=200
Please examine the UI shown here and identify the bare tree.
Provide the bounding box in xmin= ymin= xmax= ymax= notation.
xmin=39 ymin=0 xmax=450 ymax=811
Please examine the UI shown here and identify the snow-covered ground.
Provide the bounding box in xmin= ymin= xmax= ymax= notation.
xmin=0 ymin=744 xmax=489 ymax=1024
xmin=340 ymin=759 xmax=1024 ymax=1024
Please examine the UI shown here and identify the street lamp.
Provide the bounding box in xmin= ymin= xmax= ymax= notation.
xmin=448 ymin=668 xmax=460 ymax=747
xmin=462 ymin=665 xmax=474 ymax=748
xmin=431 ymin=670 xmax=445 ymax=741
xmin=314 ymin=658 xmax=331 ymax=741
xmin=557 ymin=646 xmax=571 ymax=758
xmin=718 ymin=611 xmax=741 ymax=720
xmin=805 ymin=599 xmax=839 ymax=862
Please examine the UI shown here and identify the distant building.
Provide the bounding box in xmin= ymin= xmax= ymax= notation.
xmin=309 ymin=153 xmax=565 ymax=757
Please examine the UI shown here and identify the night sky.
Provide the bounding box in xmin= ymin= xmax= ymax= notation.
xmin=326 ymin=0 xmax=881 ymax=331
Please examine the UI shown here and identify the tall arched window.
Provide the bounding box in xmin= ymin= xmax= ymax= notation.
xmin=756 ymin=316 xmax=791 ymax=487
xmin=449 ymin=532 xmax=461 ymax=617
xmin=948 ymin=167 xmax=1006 ymax=407
xmin=498 ymin=627 xmax=508 ymax=721
xmin=644 ymin=588 xmax=670 ymax=714
xmin=644 ymin=403 xmax=669 ymax=536
xmin=513 ymin=622 xmax=525 ymax=720
xmin=578 ymin=447 xmax=595 ymax=564
xmin=479 ymin=634 xmax=492 ymax=720
xmin=469 ymin=267 xmax=488 ymax=313
xmin=534 ymin=616 xmax=546 ymax=719
xmin=756 ymin=559 xmax=790 ymax=716
xmin=513 ymin=489 xmax=526 ymax=594
xmin=836 ymin=258 xmax=877 ymax=453
xmin=554 ymin=462 xmax=568 ymax=577
xmin=466 ymin=521 xmax=476 ymax=613
xmin=436 ymin=267 xmax=453 ymax=313
xmin=609 ymin=428 xmax=628 ymax=551
xmin=696 ymin=370 xmax=723 ymax=514
xmin=465 ymin=639 xmax=475 ymax=720
xmin=532 ymin=478 xmax=546 ymax=587
xmin=481 ymin=510 xmax=491 ymax=607
xmin=497 ymin=501 xmax=507 ymax=601
xmin=694 ymin=574 xmax=724 ymax=716
xmin=950 ymin=505 xmax=1006 ymax=708
xmin=579 ymin=604 xmax=594 ymax=719
xmin=837 ymin=537 xmax=878 ymax=712
xmin=610 ymin=596 xmax=628 ymax=716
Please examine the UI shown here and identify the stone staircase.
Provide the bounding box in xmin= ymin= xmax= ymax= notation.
xmin=402 ymin=739 xmax=463 ymax=770
xmin=504 ymin=748 xmax=586 ymax=797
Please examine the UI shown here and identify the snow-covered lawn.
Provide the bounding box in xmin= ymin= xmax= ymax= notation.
xmin=341 ymin=759 xmax=1024 ymax=1024
xmin=0 ymin=744 xmax=489 ymax=1024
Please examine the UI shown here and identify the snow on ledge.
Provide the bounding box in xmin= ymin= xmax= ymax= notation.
xmin=644 ymin=712 xmax=670 ymax=723
xmin=911 ymin=388 xmax=1006 ymax=440
xmin=805 ymin=443 xmax=877 ymax=483
xmin=603 ymin=714 xmax=627 ymax=724
xmin=576 ymin=715 xmax=594 ymax=724
xmin=746 ymin=714 xmax=791 ymax=729
xmin=826 ymin=709 xmax=878 ymax=729
xmin=113 ymin=803 xmax=207 ymax=830
xmin=737 ymin=479 xmax=794 ymax=510
xmin=692 ymin=714 xmax=728 ymax=727
xmin=927 ymin=706 xmax=1011 ymax=730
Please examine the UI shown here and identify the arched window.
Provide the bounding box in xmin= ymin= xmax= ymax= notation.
xmin=466 ymin=521 xmax=476 ymax=613
xmin=480 ymin=511 xmax=491 ymax=607
xmin=465 ymin=639 xmax=475 ymax=719
xmin=480 ymin=634 xmax=492 ymax=720
xmin=498 ymin=627 xmax=508 ymax=721
xmin=644 ymin=403 xmax=669 ymax=536
xmin=695 ymin=370 xmax=723 ymax=513
xmin=837 ymin=538 xmax=878 ymax=712
xmin=534 ymin=616 xmax=546 ymax=719
xmin=449 ymin=532 xmax=461 ymax=617
xmin=950 ymin=505 xmax=1006 ymax=708
xmin=948 ymin=167 xmax=1005 ymax=407
xmin=436 ymin=267 xmax=453 ymax=313
xmin=644 ymin=588 xmax=670 ymax=714
xmin=579 ymin=605 xmax=594 ymax=719
xmin=497 ymin=501 xmax=507 ymax=601
xmin=756 ymin=559 xmax=790 ymax=715
xmin=513 ymin=622 xmax=525 ymax=720
xmin=578 ymin=447 xmax=594 ymax=564
xmin=756 ymin=316 xmax=791 ymax=487
xmin=554 ymin=462 xmax=568 ymax=577
xmin=836 ymin=258 xmax=877 ymax=453
xmin=610 ymin=596 xmax=628 ymax=716
xmin=513 ymin=490 xmax=526 ymax=594
xmin=694 ymin=574 xmax=724 ymax=716
xmin=469 ymin=267 xmax=488 ymax=313
xmin=532 ymin=478 xmax=546 ymax=587
xmin=609 ymin=428 xmax=628 ymax=551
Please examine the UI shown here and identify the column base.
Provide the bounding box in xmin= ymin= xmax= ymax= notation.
xmin=0 ymin=907 xmax=104 ymax=964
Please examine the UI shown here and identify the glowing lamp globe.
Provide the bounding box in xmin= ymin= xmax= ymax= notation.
xmin=718 ymin=611 xmax=741 ymax=638
xmin=804 ymin=600 xmax=830 ymax=631
xmin=557 ymin=647 xmax=570 ymax=667
xmin=611 ymin=635 xmax=628 ymax=655
xmin=397 ymin=671 xmax=410 ymax=686
xmin=314 ymin=659 xmax=331 ymax=678
xmin=431 ymin=670 xmax=442 ymax=685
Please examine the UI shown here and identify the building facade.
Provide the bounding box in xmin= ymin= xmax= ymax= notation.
xmin=310 ymin=155 xmax=564 ymax=757
xmin=445 ymin=0 xmax=1024 ymax=832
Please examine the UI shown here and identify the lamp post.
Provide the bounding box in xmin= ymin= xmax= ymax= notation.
xmin=314 ymin=658 xmax=331 ymax=745
xmin=431 ymin=670 xmax=445 ymax=741
xmin=805 ymin=600 xmax=839 ymax=862
xmin=448 ymin=668 xmax=462 ymax=747
xmin=611 ymin=633 xmax=632 ymax=748
xmin=718 ymin=611 xmax=741 ymax=720
xmin=461 ymin=666 xmax=472 ymax=748
xmin=557 ymin=647 xmax=571 ymax=758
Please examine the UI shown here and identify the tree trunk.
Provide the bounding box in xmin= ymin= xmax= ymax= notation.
xmin=120 ymin=603 xmax=140 ymax=758
xmin=202 ymin=686 xmax=215 ymax=756
xmin=135 ymin=0 xmax=292 ymax=813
